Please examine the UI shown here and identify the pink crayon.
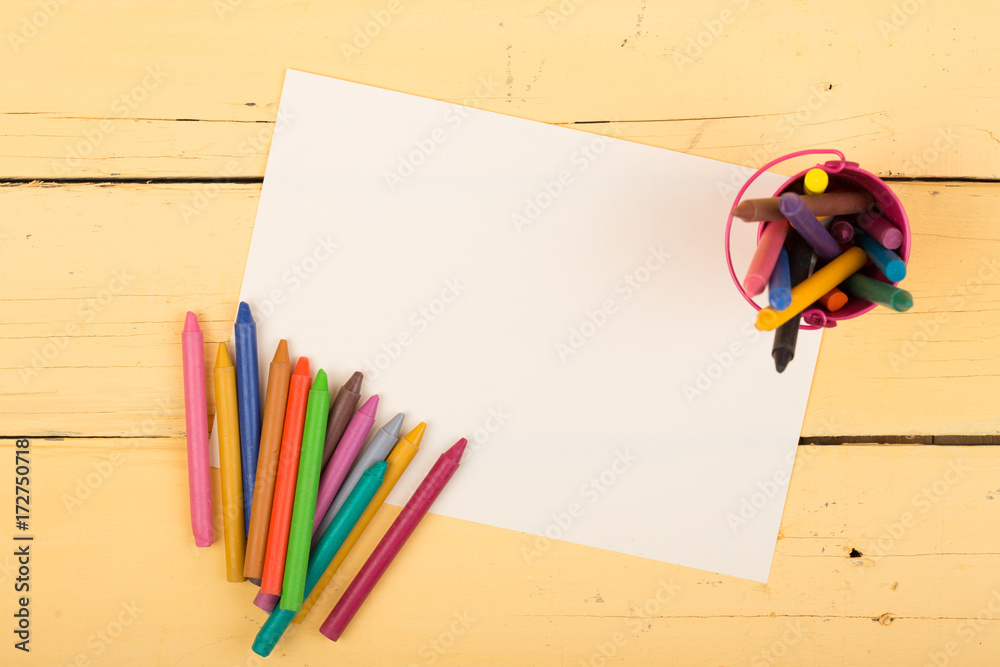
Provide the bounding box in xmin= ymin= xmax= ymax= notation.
xmin=742 ymin=220 xmax=789 ymax=296
xmin=254 ymin=590 xmax=279 ymax=613
xmin=320 ymin=439 xmax=468 ymax=642
xmin=182 ymin=312 xmax=213 ymax=547
xmin=857 ymin=211 xmax=903 ymax=250
xmin=312 ymin=395 xmax=379 ymax=534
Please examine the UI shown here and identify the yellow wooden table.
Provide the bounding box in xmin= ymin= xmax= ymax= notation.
xmin=3 ymin=2 xmax=999 ymax=665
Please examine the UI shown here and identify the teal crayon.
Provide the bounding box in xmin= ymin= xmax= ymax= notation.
xmin=252 ymin=461 xmax=387 ymax=657
xmin=842 ymin=274 xmax=913 ymax=312
xmin=855 ymin=230 xmax=906 ymax=282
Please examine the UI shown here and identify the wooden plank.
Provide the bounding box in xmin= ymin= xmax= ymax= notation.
xmin=2 ymin=180 xmax=997 ymax=438
xmin=0 ymin=0 xmax=994 ymax=179
xmin=7 ymin=437 xmax=1000 ymax=665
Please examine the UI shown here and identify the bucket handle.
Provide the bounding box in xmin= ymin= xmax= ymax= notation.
xmin=724 ymin=149 xmax=847 ymax=330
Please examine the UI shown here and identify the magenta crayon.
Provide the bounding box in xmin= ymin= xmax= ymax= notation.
xmin=235 ymin=302 xmax=262 ymax=535
xmin=856 ymin=231 xmax=907 ymax=282
xmin=830 ymin=219 xmax=854 ymax=244
xmin=320 ymin=439 xmax=468 ymax=642
xmin=312 ymin=395 xmax=379 ymax=535
xmin=181 ymin=312 xmax=212 ymax=547
xmin=778 ymin=193 xmax=842 ymax=260
xmin=768 ymin=248 xmax=792 ymax=311
xmin=857 ymin=211 xmax=903 ymax=250
xmin=254 ymin=590 xmax=279 ymax=613
xmin=742 ymin=220 xmax=789 ymax=296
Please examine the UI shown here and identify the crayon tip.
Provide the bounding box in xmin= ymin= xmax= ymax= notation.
xmin=236 ymin=301 xmax=254 ymax=323
xmin=804 ymin=168 xmax=829 ymax=195
xmin=773 ymin=348 xmax=793 ymax=373
xmin=313 ymin=369 xmax=329 ymax=392
xmin=382 ymin=412 xmax=405 ymax=437
xmin=273 ymin=339 xmax=290 ymax=365
xmin=403 ymin=422 xmax=427 ymax=446
xmin=344 ymin=371 xmax=363 ymax=393
xmin=215 ymin=342 xmax=232 ymax=367
xmin=358 ymin=394 xmax=379 ymax=417
xmin=732 ymin=201 xmax=753 ymax=221
xmin=885 ymin=260 xmax=907 ymax=283
xmin=778 ymin=192 xmax=801 ymax=216
xmin=183 ymin=311 xmax=200 ymax=332
xmin=365 ymin=460 xmax=389 ymax=479
xmin=292 ymin=356 xmax=310 ymax=375
xmin=892 ymin=290 xmax=914 ymax=312
xmin=443 ymin=438 xmax=468 ymax=463
xmin=743 ymin=275 xmax=766 ymax=297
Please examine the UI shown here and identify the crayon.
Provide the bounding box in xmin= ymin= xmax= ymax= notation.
xmin=756 ymin=247 xmax=867 ymax=331
xmin=803 ymin=168 xmax=829 ymax=196
xmin=214 ymin=343 xmax=246 ymax=582
xmin=181 ymin=312 xmax=212 ymax=547
xmin=818 ymin=288 xmax=849 ymax=312
xmin=235 ymin=302 xmax=262 ymax=534
xmin=855 ymin=231 xmax=907 ymax=282
xmin=842 ymin=274 xmax=913 ymax=312
xmin=768 ymin=248 xmax=792 ymax=311
xmin=830 ymin=219 xmax=855 ymax=244
xmin=259 ymin=357 xmax=312 ymax=598
xmin=857 ymin=211 xmax=903 ymax=250
xmin=251 ymin=462 xmax=387 ymax=657
xmin=323 ymin=371 xmax=364 ymax=468
xmin=743 ymin=221 xmax=789 ymax=297
xmin=771 ymin=229 xmax=813 ymax=373
xmin=312 ymin=396 xmax=379 ymax=536
xmin=320 ymin=439 xmax=468 ymax=641
xmin=778 ymin=193 xmax=843 ymax=260
xmin=279 ymin=369 xmax=331 ymax=612
xmin=733 ymin=190 xmax=874 ymax=222
xmin=314 ymin=412 xmax=404 ymax=545
xmin=244 ymin=340 xmax=293 ymax=581
xmin=295 ymin=422 xmax=425 ymax=623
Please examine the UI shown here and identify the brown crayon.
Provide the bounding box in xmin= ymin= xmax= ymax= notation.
xmin=244 ymin=340 xmax=292 ymax=580
xmin=321 ymin=371 xmax=363 ymax=467
xmin=733 ymin=191 xmax=874 ymax=222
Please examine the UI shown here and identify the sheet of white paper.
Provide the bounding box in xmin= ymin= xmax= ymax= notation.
xmin=210 ymin=69 xmax=822 ymax=582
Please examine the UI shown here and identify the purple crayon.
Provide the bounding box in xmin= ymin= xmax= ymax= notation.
xmin=778 ymin=193 xmax=843 ymax=261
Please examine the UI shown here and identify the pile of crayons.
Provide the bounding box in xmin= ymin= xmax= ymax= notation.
xmin=181 ymin=303 xmax=468 ymax=657
xmin=735 ymin=168 xmax=913 ymax=373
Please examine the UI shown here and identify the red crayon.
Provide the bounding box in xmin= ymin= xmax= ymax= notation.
xmin=319 ymin=439 xmax=468 ymax=641
xmin=260 ymin=357 xmax=312 ymax=597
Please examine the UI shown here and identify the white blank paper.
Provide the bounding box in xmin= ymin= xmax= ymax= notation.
xmin=223 ymin=69 xmax=822 ymax=582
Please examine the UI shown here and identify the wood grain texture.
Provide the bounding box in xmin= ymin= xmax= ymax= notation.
xmin=0 ymin=0 xmax=994 ymax=179
xmin=4 ymin=438 xmax=1000 ymax=665
xmin=3 ymin=180 xmax=997 ymax=438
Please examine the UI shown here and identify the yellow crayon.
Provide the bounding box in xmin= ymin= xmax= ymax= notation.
xmin=803 ymin=168 xmax=829 ymax=196
xmin=756 ymin=247 xmax=866 ymax=331
xmin=293 ymin=422 xmax=425 ymax=623
xmin=214 ymin=343 xmax=247 ymax=582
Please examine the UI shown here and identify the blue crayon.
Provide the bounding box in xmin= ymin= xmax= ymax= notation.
xmin=234 ymin=301 xmax=262 ymax=535
xmin=778 ymin=193 xmax=842 ymax=260
xmin=252 ymin=461 xmax=387 ymax=657
xmin=855 ymin=231 xmax=906 ymax=282
xmin=768 ymin=248 xmax=792 ymax=311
